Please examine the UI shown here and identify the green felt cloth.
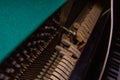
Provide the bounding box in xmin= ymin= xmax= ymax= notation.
xmin=0 ymin=0 xmax=66 ymax=63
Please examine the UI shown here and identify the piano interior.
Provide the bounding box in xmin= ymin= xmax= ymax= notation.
xmin=0 ymin=0 xmax=120 ymax=80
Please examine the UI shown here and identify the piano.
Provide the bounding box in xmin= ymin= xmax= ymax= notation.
xmin=0 ymin=0 xmax=119 ymax=80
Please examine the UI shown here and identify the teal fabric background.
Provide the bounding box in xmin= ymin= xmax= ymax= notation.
xmin=0 ymin=0 xmax=66 ymax=63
